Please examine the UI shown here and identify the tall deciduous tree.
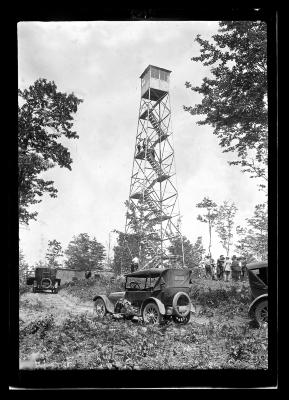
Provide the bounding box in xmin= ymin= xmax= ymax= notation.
xmin=121 ymin=200 xmax=162 ymax=270
xmin=235 ymin=203 xmax=268 ymax=261
xmin=113 ymin=231 xmax=140 ymax=275
xmin=65 ymin=233 xmax=106 ymax=271
xmin=215 ymin=201 xmax=238 ymax=256
xmin=184 ymin=21 xmax=267 ymax=190
xmin=45 ymin=240 xmax=63 ymax=269
xmin=18 ymin=78 xmax=83 ymax=225
xmin=196 ymin=197 xmax=218 ymax=258
xmin=168 ymin=236 xmax=205 ymax=270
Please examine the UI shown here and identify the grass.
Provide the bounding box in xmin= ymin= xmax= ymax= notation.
xmin=19 ymin=312 xmax=268 ymax=370
xmin=19 ymin=275 xmax=268 ymax=370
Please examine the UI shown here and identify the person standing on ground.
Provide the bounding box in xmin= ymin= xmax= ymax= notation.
xmin=217 ymin=255 xmax=225 ymax=280
xmin=241 ymin=257 xmax=247 ymax=281
xmin=224 ymin=257 xmax=231 ymax=282
xmin=131 ymin=256 xmax=139 ymax=273
xmin=236 ymin=257 xmax=242 ymax=281
xmin=204 ymin=255 xmax=211 ymax=278
xmin=211 ymin=258 xmax=217 ymax=280
xmin=231 ymin=255 xmax=241 ymax=281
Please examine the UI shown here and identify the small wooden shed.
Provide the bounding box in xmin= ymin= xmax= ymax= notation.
xmin=56 ymin=268 xmax=86 ymax=284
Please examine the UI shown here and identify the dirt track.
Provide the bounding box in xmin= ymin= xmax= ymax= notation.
xmin=19 ymin=289 xmax=95 ymax=324
xmin=20 ymin=288 xmax=248 ymax=328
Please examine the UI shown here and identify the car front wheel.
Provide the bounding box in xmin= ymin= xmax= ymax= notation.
xmin=142 ymin=302 xmax=162 ymax=324
xmin=94 ymin=298 xmax=107 ymax=318
xmin=254 ymin=300 xmax=268 ymax=324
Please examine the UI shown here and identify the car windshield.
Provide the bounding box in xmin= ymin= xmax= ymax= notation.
xmin=125 ymin=275 xmax=160 ymax=290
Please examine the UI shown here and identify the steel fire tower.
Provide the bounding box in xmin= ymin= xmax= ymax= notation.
xmin=124 ymin=65 xmax=184 ymax=270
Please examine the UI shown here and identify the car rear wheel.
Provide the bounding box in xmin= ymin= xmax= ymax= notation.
xmin=254 ymin=300 xmax=268 ymax=324
xmin=142 ymin=302 xmax=162 ymax=324
xmin=172 ymin=292 xmax=191 ymax=318
xmin=94 ymin=298 xmax=107 ymax=318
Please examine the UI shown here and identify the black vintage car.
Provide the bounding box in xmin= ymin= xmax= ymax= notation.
xmin=93 ymin=268 xmax=196 ymax=324
xmin=247 ymin=261 xmax=268 ymax=324
xmin=26 ymin=267 xmax=61 ymax=294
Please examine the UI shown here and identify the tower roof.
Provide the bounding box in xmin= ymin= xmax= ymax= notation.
xmin=140 ymin=65 xmax=172 ymax=79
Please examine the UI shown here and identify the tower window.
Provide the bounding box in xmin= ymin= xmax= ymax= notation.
xmin=160 ymin=70 xmax=168 ymax=81
xmin=151 ymin=68 xmax=159 ymax=79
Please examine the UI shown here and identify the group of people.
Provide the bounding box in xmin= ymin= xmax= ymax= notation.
xmin=203 ymin=254 xmax=247 ymax=282
xmin=137 ymin=139 xmax=147 ymax=154
xmin=136 ymin=140 xmax=156 ymax=159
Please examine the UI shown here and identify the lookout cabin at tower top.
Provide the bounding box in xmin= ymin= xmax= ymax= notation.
xmin=140 ymin=65 xmax=171 ymax=101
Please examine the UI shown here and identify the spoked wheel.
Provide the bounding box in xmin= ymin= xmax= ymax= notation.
xmin=172 ymin=314 xmax=191 ymax=325
xmin=142 ymin=302 xmax=162 ymax=325
xmin=94 ymin=298 xmax=107 ymax=318
xmin=255 ymin=300 xmax=268 ymax=324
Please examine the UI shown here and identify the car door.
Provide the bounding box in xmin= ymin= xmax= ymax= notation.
xmin=124 ymin=277 xmax=152 ymax=308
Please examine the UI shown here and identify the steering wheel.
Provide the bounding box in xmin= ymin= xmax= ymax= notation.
xmin=130 ymin=281 xmax=141 ymax=289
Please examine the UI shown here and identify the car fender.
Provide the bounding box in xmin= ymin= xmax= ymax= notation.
xmin=93 ymin=295 xmax=115 ymax=314
xmin=248 ymin=294 xmax=268 ymax=317
xmin=141 ymin=297 xmax=166 ymax=315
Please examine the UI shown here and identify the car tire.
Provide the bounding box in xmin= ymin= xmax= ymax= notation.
xmin=94 ymin=298 xmax=107 ymax=318
xmin=254 ymin=300 xmax=268 ymax=324
xmin=172 ymin=292 xmax=191 ymax=318
xmin=41 ymin=278 xmax=52 ymax=289
xmin=142 ymin=302 xmax=162 ymax=325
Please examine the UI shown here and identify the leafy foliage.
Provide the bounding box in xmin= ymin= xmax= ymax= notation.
xmin=196 ymin=197 xmax=218 ymax=257
xmin=19 ymin=277 xmax=268 ymax=370
xmin=168 ymin=236 xmax=205 ymax=270
xmin=113 ymin=230 xmax=140 ymax=275
xmin=45 ymin=240 xmax=63 ymax=268
xmin=18 ymin=78 xmax=83 ymax=224
xmin=235 ymin=203 xmax=268 ymax=261
xmin=184 ymin=21 xmax=267 ymax=189
xmin=215 ymin=201 xmax=238 ymax=256
xmin=19 ymin=249 xmax=31 ymax=294
xmin=65 ymin=233 xmax=106 ymax=271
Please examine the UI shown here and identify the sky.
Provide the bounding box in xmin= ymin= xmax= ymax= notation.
xmin=18 ymin=21 xmax=266 ymax=265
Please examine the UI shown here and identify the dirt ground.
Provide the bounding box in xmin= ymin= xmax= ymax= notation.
xmin=19 ymin=290 xmax=94 ymax=324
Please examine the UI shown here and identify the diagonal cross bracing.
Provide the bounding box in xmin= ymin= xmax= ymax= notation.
xmin=124 ymin=73 xmax=184 ymax=271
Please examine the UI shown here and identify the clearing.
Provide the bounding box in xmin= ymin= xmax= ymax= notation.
xmin=19 ymin=277 xmax=268 ymax=370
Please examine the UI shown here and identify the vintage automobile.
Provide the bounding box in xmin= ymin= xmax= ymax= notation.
xmin=93 ymin=268 xmax=196 ymax=324
xmin=247 ymin=261 xmax=268 ymax=324
xmin=26 ymin=267 xmax=61 ymax=294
